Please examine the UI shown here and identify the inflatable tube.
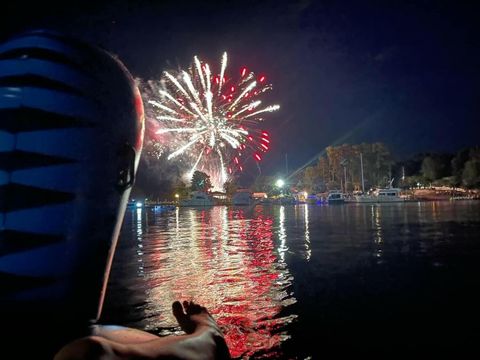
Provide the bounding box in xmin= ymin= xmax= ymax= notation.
xmin=0 ymin=30 xmax=144 ymax=356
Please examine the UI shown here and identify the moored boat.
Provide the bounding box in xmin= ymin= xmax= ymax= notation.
xmin=355 ymin=187 xmax=404 ymax=203
xmin=179 ymin=191 xmax=214 ymax=206
xmin=232 ymin=190 xmax=254 ymax=205
xmin=327 ymin=190 xmax=345 ymax=204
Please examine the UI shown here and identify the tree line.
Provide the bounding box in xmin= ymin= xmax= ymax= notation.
xmin=294 ymin=143 xmax=394 ymax=193
xmin=399 ymin=146 xmax=480 ymax=189
xmin=131 ymin=142 xmax=480 ymax=201
xmin=293 ymin=143 xmax=480 ymax=193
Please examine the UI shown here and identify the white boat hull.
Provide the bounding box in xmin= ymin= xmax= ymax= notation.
xmin=328 ymin=198 xmax=345 ymax=204
xmin=327 ymin=191 xmax=345 ymax=204
xmin=232 ymin=200 xmax=253 ymax=206
xmin=355 ymin=196 xmax=404 ymax=203
xmin=179 ymin=199 xmax=214 ymax=206
xmin=179 ymin=191 xmax=214 ymax=206
xmin=232 ymin=191 xmax=254 ymax=206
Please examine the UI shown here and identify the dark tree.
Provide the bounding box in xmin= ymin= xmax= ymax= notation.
xmin=421 ymin=156 xmax=441 ymax=183
xmin=452 ymin=148 xmax=471 ymax=185
xmin=173 ymin=180 xmax=189 ymax=198
xmin=251 ymin=175 xmax=275 ymax=194
xmin=421 ymin=154 xmax=452 ymax=183
xmin=190 ymin=171 xmax=212 ymax=192
xmin=223 ymin=179 xmax=238 ymax=197
xmin=462 ymin=159 xmax=480 ymax=188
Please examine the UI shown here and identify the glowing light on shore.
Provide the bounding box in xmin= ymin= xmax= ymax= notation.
xmin=276 ymin=179 xmax=285 ymax=188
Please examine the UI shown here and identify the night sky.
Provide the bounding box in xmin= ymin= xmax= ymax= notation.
xmin=3 ymin=0 xmax=479 ymax=175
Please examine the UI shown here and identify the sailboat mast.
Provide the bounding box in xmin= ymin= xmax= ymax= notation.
xmin=285 ymin=153 xmax=289 ymax=177
xmin=360 ymin=152 xmax=365 ymax=193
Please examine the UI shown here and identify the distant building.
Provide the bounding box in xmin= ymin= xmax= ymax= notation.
xmin=252 ymin=192 xmax=268 ymax=199
xmin=210 ymin=191 xmax=227 ymax=200
xmin=232 ymin=190 xmax=253 ymax=205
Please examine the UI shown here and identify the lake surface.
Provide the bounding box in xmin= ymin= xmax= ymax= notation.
xmin=103 ymin=201 xmax=480 ymax=358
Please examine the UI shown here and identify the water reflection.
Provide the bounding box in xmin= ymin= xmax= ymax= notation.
xmin=372 ymin=206 xmax=384 ymax=261
xmin=304 ymin=205 xmax=311 ymax=261
xmin=135 ymin=208 xmax=145 ymax=276
xmin=130 ymin=206 xmax=295 ymax=358
xmin=278 ymin=206 xmax=288 ymax=262
xmin=106 ymin=201 xmax=480 ymax=358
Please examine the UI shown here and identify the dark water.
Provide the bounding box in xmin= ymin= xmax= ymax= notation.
xmin=103 ymin=201 xmax=480 ymax=358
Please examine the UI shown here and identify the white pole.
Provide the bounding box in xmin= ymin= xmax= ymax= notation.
xmin=285 ymin=153 xmax=289 ymax=177
xmin=360 ymin=153 xmax=365 ymax=193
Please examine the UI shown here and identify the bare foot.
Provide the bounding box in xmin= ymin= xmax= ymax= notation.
xmin=172 ymin=301 xmax=231 ymax=359
xmin=172 ymin=300 xmax=196 ymax=334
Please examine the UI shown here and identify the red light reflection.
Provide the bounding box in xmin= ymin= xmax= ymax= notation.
xmin=142 ymin=207 xmax=294 ymax=358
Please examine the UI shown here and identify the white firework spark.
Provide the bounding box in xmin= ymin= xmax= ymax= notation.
xmin=146 ymin=52 xmax=280 ymax=190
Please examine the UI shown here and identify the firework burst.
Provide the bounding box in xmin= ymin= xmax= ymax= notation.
xmin=146 ymin=52 xmax=279 ymax=190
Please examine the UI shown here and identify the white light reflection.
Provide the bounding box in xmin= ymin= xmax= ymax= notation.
xmin=372 ymin=206 xmax=383 ymax=260
xmin=136 ymin=207 xmax=144 ymax=276
xmin=374 ymin=206 xmax=383 ymax=244
xmin=175 ymin=206 xmax=180 ymax=231
xmin=220 ymin=206 xmax=228 ymax=258
xmin=304 ymin=205 xmax=311 ymax=261
xmin=278 ymin=206 xmax=288 ymax=262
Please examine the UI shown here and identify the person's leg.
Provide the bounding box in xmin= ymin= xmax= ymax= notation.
xmin=54 ymin=301 xmax=231 ymax=360
xmin=90 ymin=325 xmax=160 ymax=344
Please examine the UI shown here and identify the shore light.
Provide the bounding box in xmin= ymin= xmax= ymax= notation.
xmin=276 ymin=179 xmax=285 ymax=188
